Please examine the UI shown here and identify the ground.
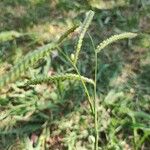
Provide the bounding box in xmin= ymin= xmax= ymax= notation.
xmin=0 ymin=0 xmax=150 ymax=150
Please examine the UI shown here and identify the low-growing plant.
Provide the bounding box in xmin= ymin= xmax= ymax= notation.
xmin=0 ymin=10 xmax=138 ymax=150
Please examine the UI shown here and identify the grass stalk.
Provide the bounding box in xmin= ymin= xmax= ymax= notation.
xmin=88 ymin=33 xmax=99 ymax=150
xmin=57 ymin=46 xmax=95 ymax=115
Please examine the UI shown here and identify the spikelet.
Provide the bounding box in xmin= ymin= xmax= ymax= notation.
xmin=0 ymin=25 xmax=78 ymax=88
xmin=26 ymin=73 xmax=95 ymax=85
xmin=96 ymin=32 xmax=137 ymax=53
xmin=57 ymin=24 xmax=79 ymax=44
xmin=74 ymin=10 xmax=95 ymax=64
xmin=0 ymin=43 xmax=56 ymax=88
xmin=0 ymin=31 xmax=22 ymax=42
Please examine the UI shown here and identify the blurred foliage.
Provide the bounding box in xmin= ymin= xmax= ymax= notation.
xmin=88 ymin=0 xmax=129 ymax=9
xmin=0 ymin=0 xmax=150 ymax=150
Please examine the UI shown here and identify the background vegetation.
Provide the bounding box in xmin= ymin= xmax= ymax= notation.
xmin=0 ymin=0 xmax=150 ymax=149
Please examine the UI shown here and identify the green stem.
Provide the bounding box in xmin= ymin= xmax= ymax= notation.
xmin=88 ymin=32 xmax=99 ymax=150
xmin=57 ymin=46 xmax=95 ymax=115
xmin=94 ymin=53 xmax=98 ymax=150
xmin=73 ymin=64 xmax=95 ymax=115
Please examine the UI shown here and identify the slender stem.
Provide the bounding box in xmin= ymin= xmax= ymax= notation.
xmin=57 ymin=80 xmax=63 ymax=101
xmin=88 ymin=33 xmax=99 ymax=150
xmin=94 ymin=52 xmax=98 ymax=150
xmin=56 ymin=46 xmax=95 ymax=115
xmin=73 ymin=64 xmax=95 ymax=115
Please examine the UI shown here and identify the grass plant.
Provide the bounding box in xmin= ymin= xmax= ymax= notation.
xmin=0 ymin=1 xmax=149 ymax=149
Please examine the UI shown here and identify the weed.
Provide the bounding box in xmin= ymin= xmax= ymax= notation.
xmin=0 ymin=1 xmax=149 ymax=149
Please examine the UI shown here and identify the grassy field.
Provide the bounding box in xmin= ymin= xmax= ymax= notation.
xmin=0 ymin=0 xmax=150 ymax=150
